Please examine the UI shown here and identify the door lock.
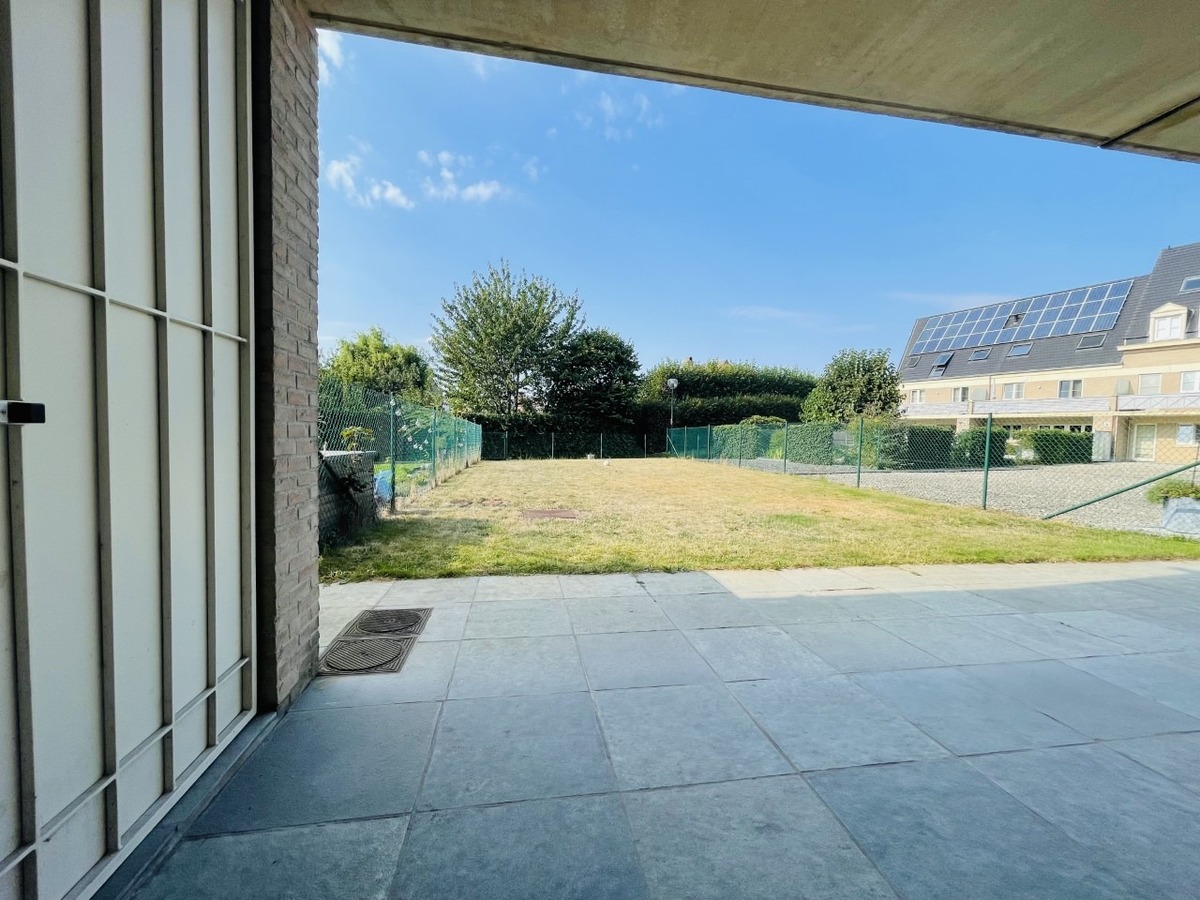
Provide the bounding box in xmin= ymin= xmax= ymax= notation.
xmin=0 ymin=401 xmax=46 ymax=425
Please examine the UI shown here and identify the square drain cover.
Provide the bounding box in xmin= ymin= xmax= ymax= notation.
xmin=318 ymin=636 xmax=415 ymax=676
xmin=343 ymin=607 xmax=431 ymax=638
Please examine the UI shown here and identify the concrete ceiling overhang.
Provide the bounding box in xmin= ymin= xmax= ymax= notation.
xmin=308 ymin=0 xmax=1200 ymax=163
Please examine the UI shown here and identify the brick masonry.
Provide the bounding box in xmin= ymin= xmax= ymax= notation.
xmin=253 ymin=0 xmax=321 ymax=710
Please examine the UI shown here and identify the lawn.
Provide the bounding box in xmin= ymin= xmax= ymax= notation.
xmin=319 ymin=459 xmax=1200 ymax=581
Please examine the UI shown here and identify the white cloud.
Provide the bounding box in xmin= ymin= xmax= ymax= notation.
xmin=418 ymin=150 xmax=507 ymax=203
xmin=586 ymin=90 xmax=661 ymax=140
xmin=325 ymin=153 xmax=415 ymax=210
xmin=546 ymin=126 xmax=558 ymax=139
xmin=317 ymin=30 xmax=344 ymax=86
xmin=523 ymin=157 xmax=541 ymax=182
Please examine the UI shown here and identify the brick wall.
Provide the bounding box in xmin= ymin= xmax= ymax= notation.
xmin=252 ymin=0 xmax=321 ymax=709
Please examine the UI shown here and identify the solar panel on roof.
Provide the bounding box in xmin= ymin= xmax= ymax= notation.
xmin=910 ymin=278 xmax=1133 ymax=355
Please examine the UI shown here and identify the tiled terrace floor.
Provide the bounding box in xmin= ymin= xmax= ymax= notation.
xmin=136 ymin=562 xmax=1200 ymax=899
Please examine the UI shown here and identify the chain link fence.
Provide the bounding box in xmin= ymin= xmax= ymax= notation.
xmin=481 ymin=431 xmax=654 ymax=460
xmin=669 ymin=417 xmax=1200 ymax=535
xmin=318 ymin=379 xmax=482 ymax=544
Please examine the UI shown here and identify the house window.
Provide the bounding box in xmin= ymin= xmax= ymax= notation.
xmin=1178 ymin=425 xmax=1199 ymax=445
xmin=1076 ymin=334 xmax=1106 ymax=350
xmin=1181 ymin=276 xmax=1200 ymax=294
xmin=1002 ymin=383 xmax=1024 ymax=400
xmin=1138 ymin=373 xmax=1162 ymax=395
xmin=969 ymin=348 xmax=991 ymax=361
xmin=911 ymin=389 xmax=925 ymax=404
xmin=1007 ymin=344 xmax=1032 ymax=358
xmin=1153 ymin=314 xmax=1183 ymax=341
xmin=1181 ymin=371 xmax=1199 ymax=393
xmin=952 ymin=387 xmax=970 ymax=402
xmin=1058 ymin=380 xmax=1083 ymax=399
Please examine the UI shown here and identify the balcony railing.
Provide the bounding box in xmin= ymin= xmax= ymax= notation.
xmin=973 ymin=397 xmax=1111 ymax=415
xmin=1117 ymin=393 xmax=1200 ymax=411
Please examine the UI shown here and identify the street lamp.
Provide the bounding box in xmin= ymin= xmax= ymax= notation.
xmin=667 ymin=377 xmax=679 ymax=428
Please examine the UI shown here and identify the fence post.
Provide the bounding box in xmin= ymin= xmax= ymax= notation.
xmin=982 ymin=413 xmax=993 ymax=510
xmin=738 ymin=429 xmax=742 ymax=468
xmin=782 ymin=423 xmax=789 ymax=474
xmin=683 ymin=426 xmax=689 ymax=459
xmin=551 ymin=432 xmax=555 ymax=460
xmin=666 ymin=428 xmax=670 ymax=456
xmin=707 ymin=425 xmax=712 ymax=461
xmin=430 ymin=411 xmax=438 ymax=485
xmin=389 ymin=398 xmax=398 ymax=513
xmin=644 ymin=433 xmax=647 ymax=458
xmin=503 ymin=430 xmax=508 ymax=460
xmin=855 ymin=417 xmax=864 ymax=488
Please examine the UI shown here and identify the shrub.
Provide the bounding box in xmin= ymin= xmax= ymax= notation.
xmin=1146 ymin=478 xmax=1200 ymax=503
xmin=950 ymin=425 xmax=1008 ymax=469
xmin=340 ymin=426 xmax=375 ymax=452
xmin=710 ymin=423 xmax=764 ymax=460
xmin=740 ymin=415 xmax=786 ymax=426
xmin=860 ymin=423 xmax=955 ymax=470
xmin=767 ymin=423 xmax=840 ymax=464
xmin=1013 ymin=430 xmax=1093 ymax=466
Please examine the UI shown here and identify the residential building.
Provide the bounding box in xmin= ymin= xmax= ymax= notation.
xmin=898 ymin=243 xmax=1200 ymax=463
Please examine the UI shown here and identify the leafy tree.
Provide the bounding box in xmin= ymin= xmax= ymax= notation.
xmin=639 ymin=358 xmax=815 ymax=400
xmin=321 ymin=327 xmax=436 ymax=404
xmin=544 ymin=329 xmax=640 ymax=430
xmin=801 ymin=348 xmax=901 ymax=423
xmin=431 ymin=261 xmax=582 ymax=422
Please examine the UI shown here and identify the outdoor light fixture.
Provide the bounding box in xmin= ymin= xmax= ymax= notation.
xmin=667 ymin=377 xmax=679 ymax=427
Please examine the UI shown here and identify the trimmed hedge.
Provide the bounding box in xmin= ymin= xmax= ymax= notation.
xmin=480 ymin=431 xmax=645 ymax=460
xmin=1013 ymin=430 xmax=1093 ymax=466
xmin=950 ymin=425 xmax=1008 ymax=469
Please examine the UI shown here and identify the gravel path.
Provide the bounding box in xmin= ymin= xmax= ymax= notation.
xmin=710 ymin=458 xmax=1194 ymax=534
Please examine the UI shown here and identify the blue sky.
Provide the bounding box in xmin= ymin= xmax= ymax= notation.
xmin=316 ymin=31 xmax=1200 ymax=373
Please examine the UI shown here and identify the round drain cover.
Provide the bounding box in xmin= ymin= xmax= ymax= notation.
xmin=322 ymin=638 xmax=405 ymax=673
xmin=356 ymin=609 xmax=424 ymax=634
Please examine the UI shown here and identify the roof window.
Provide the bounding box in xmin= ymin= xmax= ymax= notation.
xmin=968 ymin=348 xmax=990 ymax=361
xmin=1181 ymin=276 xmax=1200 ymax=294
xmin=1076 ymin=334 xmax=1106 ymax=350
xmin=1007 ymin=344 xmax=1032 ymax=358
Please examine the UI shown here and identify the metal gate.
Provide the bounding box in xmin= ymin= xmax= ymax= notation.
xmin=0 ymin=1 xmax=255 ymax=897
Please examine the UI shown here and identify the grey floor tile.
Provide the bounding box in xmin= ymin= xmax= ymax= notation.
xmin=577 ymin=631 xmax=715 ymax=690
xmin=565 ymin=595 xmax=674 ymax=635
xmin=710 ymin=569 xmax=800 ymax=594
xmin=391 ymin=796 xmax=647 ymax=900
xmin=898 ymin=590 xmax=1016 ymax=616
xmin=418 ymin=693 xmax=614 ymax=809
xmin=786 ymin=621 xmax=940 ymax=673
xmin=964 ymin=660 xmax=1200 ymax=740
xmin=1038 ymin=610 xmax=1200 ymax=652
xmin=966 ymin=584 xmax=1122 ymax=613
xmin=730 ymin=676 xmax=946 ymax=772
xmin=380 ymin=578 xmax=477 ymax=605
xmin=295 ymin=644 xmax=457 ymax=710
xmin=854 ymin=667 xmax=1089 ymax=755
xmin=962 ymin=613 xmax=1129 ymax=658
xmin=1107 ymin=732 xmax=1200 ymax=794
xmin=474 ymin=574 xmax=563 ymax=601
xmin=623 ymin=776 xmax=896 ymax=900
xmin=464 ymin=598 xmax=572 ymax=639
xmin=808 ymin=758 xmax=1134 ymax=899
xmin=832 ymin=593 xmax=937 ymax=620
xmin=746 ymin=593 xmax=858 ymax=625
xmin=1066 ymin=652 xmax=1200 ymax=718
xmin=448 ymin=636 xmax=586 ymax=699
xmin=1121 ymin=604 xmax=1200 ymax=636
xmin=970 ymin=744 xmax=1200 ymax=897
xmin=683 ymin=626 xmax=834 ymax=681
xmin=653 ymin=593 xmax=769 ymax=629
xmin=135 ymin=818 xmax=407 ymax=900
xmin=835 ymin=566 xmax=931 ymax=590
xmin=779 ymin=568 xmax=875 ymax=592
xmin=636 ymin=571 xmax=725 ymax=595
xmin=320 ymin=580 xmax=393 ymax=608
xmin=319 ymin=606 xmax=360 ymax=652
xmin=876 ymin=617 xmax=1045 ymax=665
xmin=559 ymin=573 xmax=644 ymax=598
xmin=415 ymin=604 xmax=470 ymax=642
xmin=192 ymin=703 xmax=439 ymax=834
xmin=593 ymin=684 xmax=791 ymax=790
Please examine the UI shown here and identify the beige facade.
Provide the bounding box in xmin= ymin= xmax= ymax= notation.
xmin=901 ymin=337 xmax=1200 ymax=463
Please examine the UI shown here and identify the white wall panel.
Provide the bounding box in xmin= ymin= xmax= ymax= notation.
xmin=0 ymin=290 xmax=18 ymax=861
xmin=36 ymin=794 xmax=104 ymax=900
xmin=168 ymin=326 xmax=207 ymax=710
xmin=117 ymin=742 xmax=163 ymax=837
xmin=161 ymin=0 xmax=204 ymax=322
xmin=101 ymin=0 xmax=157 ymax=307
xmin=215 ymin=680 xmax=240 ymax=736
xmin=108 ymin=308 xmax=163 ymax=757
xmin=214 ymin=338 xmax=242 ymax=673
xmin=208 ymin=0 xmax=242 ymax=335
xmin=20 ymin=282 xmax=103 ymax=822
xmin=11 ymin=0 xmax=92 ymax=285
xmin=0 ymin=868 xmax=20 ymax=900
xmin=173 ymin=703 xmax=207 ymax=779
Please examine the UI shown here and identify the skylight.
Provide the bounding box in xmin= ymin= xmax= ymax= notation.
xmin=1076 ymin=334 xmax=1106 ymax=350
xmin=1007 ymin=344 xmax=1032 ymax=357
xmin=969 ymin=348 xmax=990 ymax=361
xmin=907 ymin=356 xmax=920 ymax=368
xmin=1181 ymin=276 xmax=1200 ymax=294
xmin=933 ymin=352 xmax=954 ymax=367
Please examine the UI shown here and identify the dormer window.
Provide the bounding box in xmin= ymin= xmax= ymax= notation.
xmin=1149 ymin=303 xmax=1188 ymax=342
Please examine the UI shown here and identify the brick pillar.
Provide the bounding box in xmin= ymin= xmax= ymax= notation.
xmin=252 ymin=0 xmax=321 ymax=709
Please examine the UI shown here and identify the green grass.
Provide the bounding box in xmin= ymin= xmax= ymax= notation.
xmin=320 ymin=458 xmax=1200 ymax=581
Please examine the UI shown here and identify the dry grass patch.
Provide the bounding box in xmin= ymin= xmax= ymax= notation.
xmin=320 ymin=459 xmax=1200 ymax=581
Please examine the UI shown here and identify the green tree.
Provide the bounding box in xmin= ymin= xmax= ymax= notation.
xmin=431 ymin=261 xmax=582 ymax=422
xmin=544 ymin=329 xmax=640 ymax=430
xmin=321 ymin=327 xmax=436 ymax=404
xmin=802 ymin=348 xmax=901 ymax=423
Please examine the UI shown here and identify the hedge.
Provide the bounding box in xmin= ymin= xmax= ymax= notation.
xmin=1013 ymin=429 xmax=1093 ymax=465
xmin=950 ymin=425 xmax=1008 ymax=469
